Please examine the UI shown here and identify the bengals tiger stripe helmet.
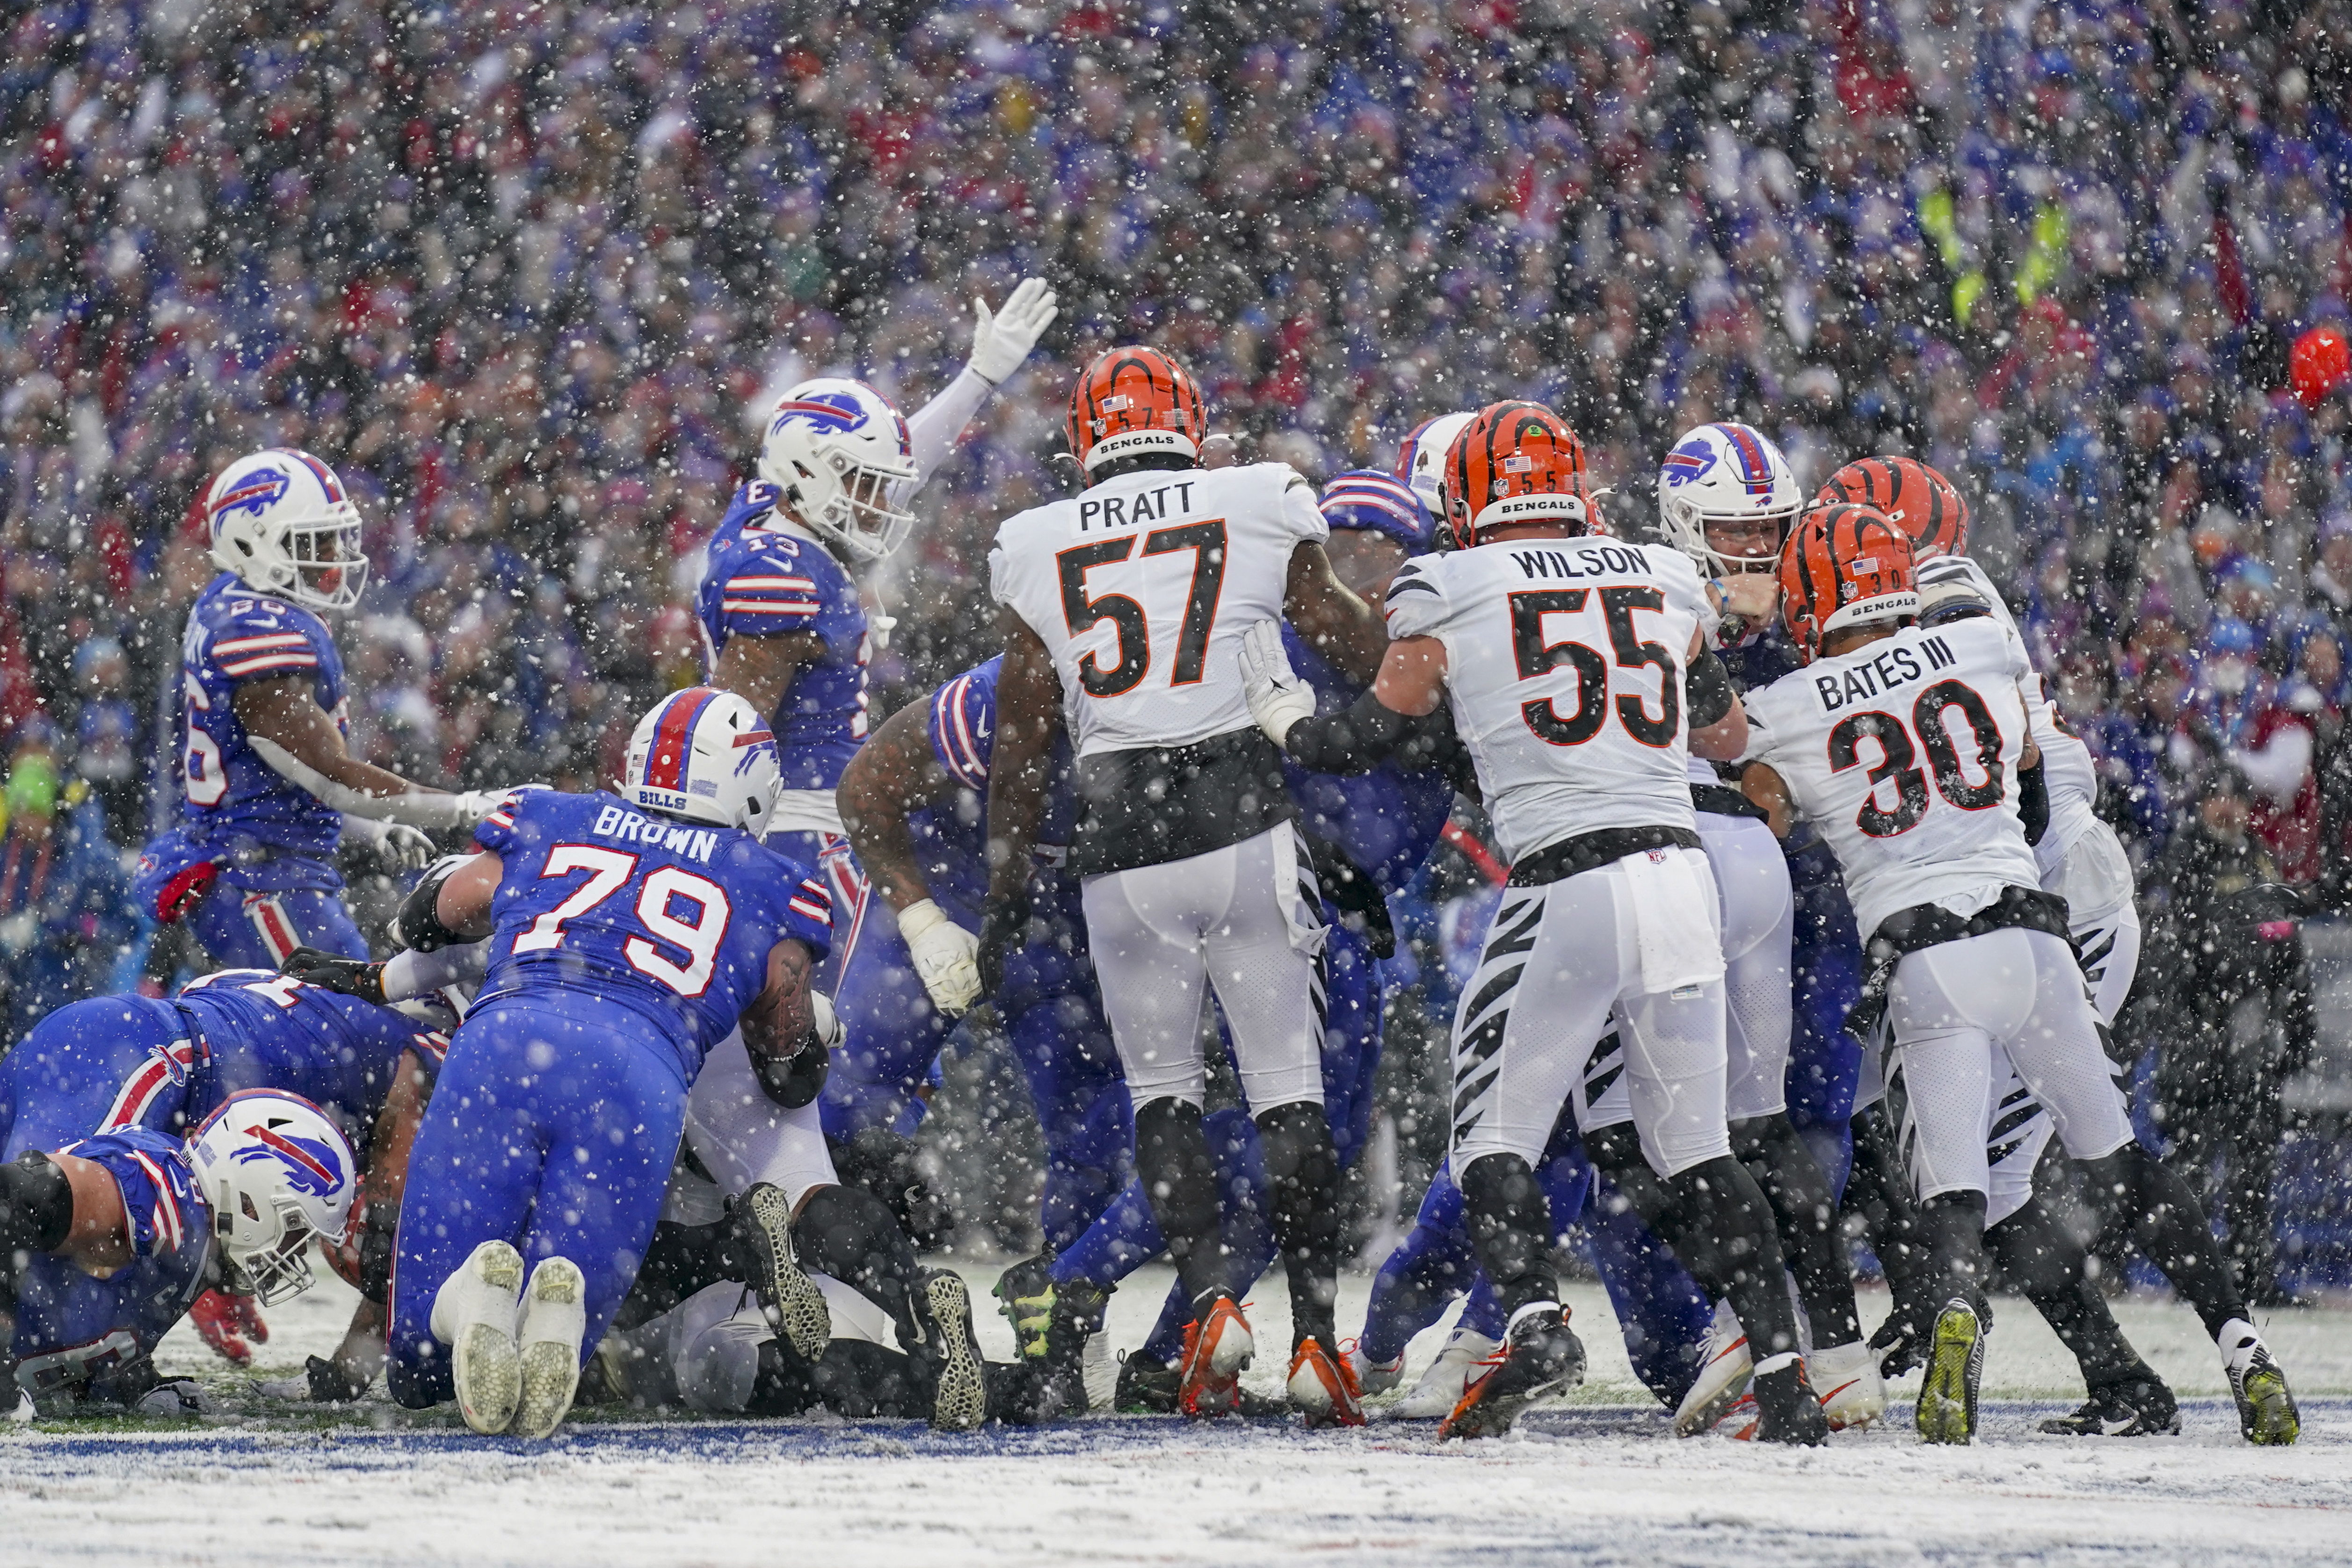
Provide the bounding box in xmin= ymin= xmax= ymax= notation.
xmin=1814 ymin=455 xmax=1970 ymax=561
xmin=1443 ymin=401 xmax=1594 ymax=550
xmin=1779 ymin=502 xmax=1921 ymax=664
xmin=1066 ymin=347 xmax=1208 ymax=475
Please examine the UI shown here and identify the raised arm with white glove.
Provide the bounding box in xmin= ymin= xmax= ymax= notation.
xmin=897 ymin=277 xmax=1060 ymax=499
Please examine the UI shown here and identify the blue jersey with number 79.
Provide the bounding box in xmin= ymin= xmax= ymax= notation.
xmin=470 ymin=789 xmax=834 ymax=1081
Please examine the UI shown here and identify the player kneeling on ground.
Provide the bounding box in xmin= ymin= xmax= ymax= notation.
xmin=384 ymin=688 xmax=985 ymax=1438
xmin=1739 ymin=504 xmax=2296 ymax=1446
xmin=1244 ymin=401 xmax=1824 ymax=1443
xmin=0 ymin=1090 xmax=356 ymax=1417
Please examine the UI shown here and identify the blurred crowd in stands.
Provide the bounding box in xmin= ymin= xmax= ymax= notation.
xmin=1 ymin=0 xmax=2351 ymax=1141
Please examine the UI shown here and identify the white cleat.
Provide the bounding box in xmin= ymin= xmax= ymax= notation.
xmin=435 ymin=1239 xmax=525 ymax=1435
xmin=1347 ymin=1342 xmax=1407 ymax=1398
xmin=1674 ymin=1301 xmax=1753 ymax=1437
xmin=512 ymin=1256 xmax=588 ymax=1440
xmin=1810 ymin=1338 xmax=1889 ymax=1431
xmin=1394 ymin=1328 xmax=1499 ymax=1420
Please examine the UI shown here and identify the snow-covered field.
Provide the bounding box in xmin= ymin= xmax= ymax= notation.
xmin=9 ymin=1262 xmax=2352 ymax=1567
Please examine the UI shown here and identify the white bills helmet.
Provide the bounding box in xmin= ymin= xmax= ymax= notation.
xmin=1396 ymin=411 xmax=1478 ymax=527
xmin=188 ymin=1089 xmax=359 ymax=1306
xmin=622 ymin=686 xmax=781 ymax=836
xmin=204 ymin=448 xmax=369 ymax=612
xmin=1656 ymin=422 xmax=1802 ymax=576
xmin=755 ymin=378 xmax=919 ymax=564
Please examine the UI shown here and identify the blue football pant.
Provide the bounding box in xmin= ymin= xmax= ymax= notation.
xmin=388 ymin=997 xmax=688 ymax=1409
xmin=188 ymin=883 xmax=368 ymax=970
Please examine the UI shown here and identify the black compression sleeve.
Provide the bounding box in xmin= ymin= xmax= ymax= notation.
xmin=1685 ymin=645 xmax=1736 ymax=728
xmin=2018 ymin=757 xmax=2050 ymax=845
xmin=1281 ymin=687 xmax=1418 ymax=775
xmin=393 ymin=860 xmax=470 ymax=952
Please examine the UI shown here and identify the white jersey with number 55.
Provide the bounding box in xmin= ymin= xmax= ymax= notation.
xmin=989 ymin=462 xmax=1326 ymax=757
xmin=1741 ymin=615 xmax=2040 ymax=936
xmin=1383 ymin=536 xmax=1707 ymax=863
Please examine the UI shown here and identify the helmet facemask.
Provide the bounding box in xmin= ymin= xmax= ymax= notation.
xmin=214 ymin=1188 xmax=322 ymax=1306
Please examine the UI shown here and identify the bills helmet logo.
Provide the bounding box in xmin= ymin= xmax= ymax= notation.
xmin=232 ymin=1120 xmax=345 ymax=1200
xmin=731 ymin=724 xmax=778 ymax=779
xmin=209 ymin=465 xmax=291 ymax=534
xmin=1662 ymin=439 xmax=1716 ymax=487
xmin=768 ymin=387 xmax=909 ymax=452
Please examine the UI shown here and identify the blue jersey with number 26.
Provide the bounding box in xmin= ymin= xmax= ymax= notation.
xmin=470 ymin=789 xmax=835 ymax=1082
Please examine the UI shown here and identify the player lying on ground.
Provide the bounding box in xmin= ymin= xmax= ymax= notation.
xmin=0 ymin=1089 xmax=356 ymax=1417
xmin=0 ymin=968 xmax=449 ymax=1403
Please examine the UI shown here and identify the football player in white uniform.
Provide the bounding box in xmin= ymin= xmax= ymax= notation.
xmin=982 ymin=347 xmax=1388 ymax=1425
xmin=1646 ymin=423 xmax=1881 ymax=1433
xmin=1817 ymin=456 xmax=2186 ymax=1436
xmin=1740 ymin=503 xmax=2296 ymax=1445
xmin=1244 ymin=402 xmax=1824 ymax=1444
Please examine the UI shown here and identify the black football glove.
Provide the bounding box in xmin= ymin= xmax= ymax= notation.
xmin=280 ymin=947 xmax=388 ymax=1006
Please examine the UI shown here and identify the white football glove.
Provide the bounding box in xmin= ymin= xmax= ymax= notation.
xmin=809 ymin=989 xmax=846 ymax=1051
xmin=1240 ymin=621 xmax=1317 ymax=746
xmin=342 ymin=815 xmax=439 ymax=872
xmin=897 ymin=897 xmax=983 ymax=1017
xmin=966 ymin=276 xmax=1058 ymax=386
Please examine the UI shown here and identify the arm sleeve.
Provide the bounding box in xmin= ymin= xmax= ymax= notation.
xmin=246 ymin=735 xmax=480 ymax=831
xmin=1379 ymin=557 xmax=1447 ymax=641
xmin=712 ymin=547 xmax=827 ymax=641
xmin=206 ymin=613 xmax=330 ymax=687
xmin=379 ymin=941 xmax=489 ymax=1002
xmin=1278 ymin=467 xmax=1331 ymax=544
xmin=897 ymin=367 xmax=994 ymax=501
xmin=472 ymin=795 xmax=525 ymax=854
xmin=927 ymin=665 xmax=999 ymax=788
xmin=781 ymin=872 xmax=837 ymax=966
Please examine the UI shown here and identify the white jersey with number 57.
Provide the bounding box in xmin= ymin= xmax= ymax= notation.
xmin=1383 ymin=536 xmax=1708 ymax=863
xmin=1741 ymin=616 xmax=2040 ymax=936
xmin=989 ymin=462 xmax=1326 ymax=758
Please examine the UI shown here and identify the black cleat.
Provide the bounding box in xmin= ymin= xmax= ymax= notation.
xmin=1751 ymin=1359 xmax=1830 ymax=1445
xmin=2038 ymin=1372 xmax=2181 ymax=1437
xmin=1114 ymin=1352 xmax=1180 ymax=1414
xmin=730 ymin=1183 xmax=831 ymax=1361
xmin=1437 ymin=1305 xmax=1586 ymax=1440
xmin=915 ymin=1268 xmax=990 ymax=1432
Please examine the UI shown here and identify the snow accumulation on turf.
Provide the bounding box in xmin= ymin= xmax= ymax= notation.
xmin=7 ymin=1263 xmax=2352 ymax=1568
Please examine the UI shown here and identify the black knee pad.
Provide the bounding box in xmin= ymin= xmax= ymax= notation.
xmin=0 ymin=1151 xmax=71 ymax=1261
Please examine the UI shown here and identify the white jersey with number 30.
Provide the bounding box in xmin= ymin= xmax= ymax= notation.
xmin=1742 ymin=616 xmax=2040 ymax=936
xmin=989 ymin=462 xmax=1326 ymax=757
xmin=1384 ymin=536 xmax=1708 ymax=863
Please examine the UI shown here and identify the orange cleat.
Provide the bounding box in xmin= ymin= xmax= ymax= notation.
xmin=1176 ymin=1291 xmax=1255 ymax=1419
xmin=1286 ymin=1337 xmax=1366 ymax=1428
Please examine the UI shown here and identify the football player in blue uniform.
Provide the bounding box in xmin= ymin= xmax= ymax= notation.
xmin=385 ymin=688 xmax=988 ymax=1438
xmin=0 ymin=965 xmax=449 ymax=1398
xmin=136 ymin=449 xmax=523 ymax=969
xmin=697 ymin=282 xmax=1057 ymax=982
xmin=0 ymin=1088 xmax=356 ymax=1416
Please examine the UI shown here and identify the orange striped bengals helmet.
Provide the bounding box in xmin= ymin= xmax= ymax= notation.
xmin=1066 ymin=347 xmax=1208 ymax=475
xmin=1442 ymin=401 xmax=1594 ymax=550
xmin=1779 ymin=502 xmax=1921 ymax=664
xmin=1814 ymin=455 xmax=1970 ymax=561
